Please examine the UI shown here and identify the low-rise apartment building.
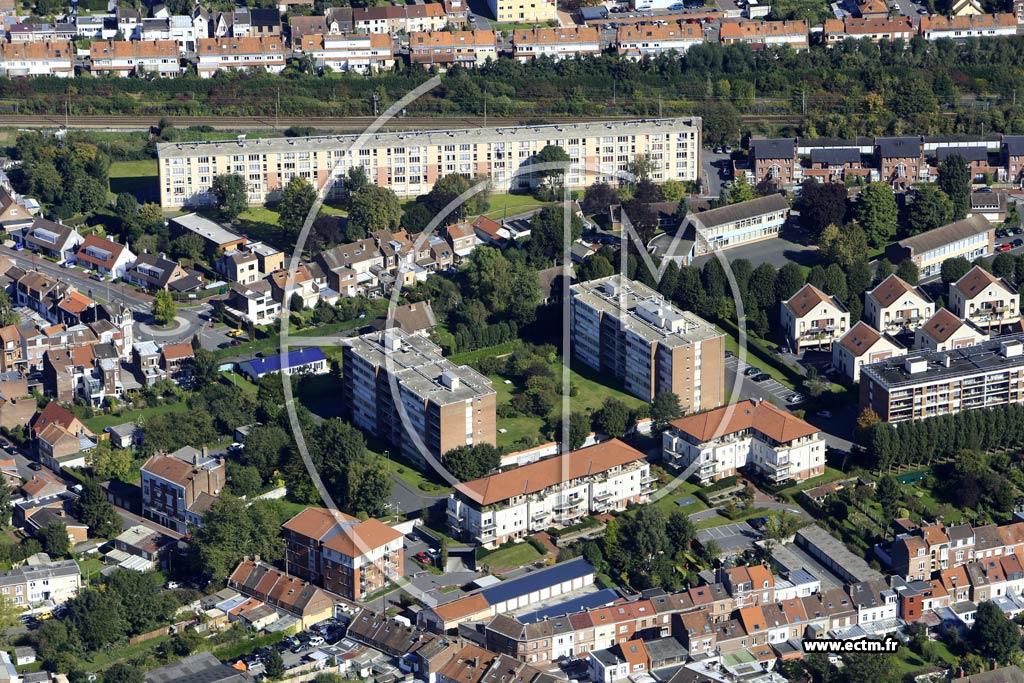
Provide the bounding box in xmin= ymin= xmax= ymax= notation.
xmin=512 ymin=27 xmax=601 ymax=61
xmin=616 ymin=23 xmax=704 ymax=58
xmin=88 ymin=40 xmax=180 ymax=77
xmin=447 ymin=439 xmax=651 ymax=547
xmin=683 ymin=194 xmax=790 ymax=256
xmin=569 ymin=275 xmax=724 ymax=408
xmin=948 ymin=265 xmax=1021 ymax=334
xmin=196 ymin=36 xmax=285 ymax=78
xmin=822 ymin=16 xmax=914 ymax=43
xmin=876 ymin=136 xmax=927 ymax=185
xmin=341 ymin=328 xmax=496 ymax=463
xmin=915 ymin=308 xmax=989 ymax=352
xmin=885 ymin=215 xmax=994 ymax=279
xmin=864 ymin=274 xmax=935 ymax=335
xmin=409 ymin=30 xmax=497 ymax=68
xmin=919 ymin=12 xmax=1017 ymax=39
xmin=281 ymin=507 xmax=403 ymax=601
xmin=832 ymin=321 xmax=906 ymax=384
xmin=0 ymin=41 xmax=73 ymax=77
xmin=662 ymin=399 xmax=826 ymax=485
xmin=0 ymin=559 xmax=80 ymax=608
xmin=781 ymin=283 xmax=850 ymax=352
xmin=140 ymin=447 xmax=225 ymax=534
xmin=297 ymin=33 xmax=394 ymax=73
xmin=718 ymin=20 xmax=809 ymax=49
xmin=488 ymin=0 xmax=556 ymax=23
xmin=860 ymin=335 xmax=1024 ymax=422
xmin=749 ymin=138 xmax=799 ymax=187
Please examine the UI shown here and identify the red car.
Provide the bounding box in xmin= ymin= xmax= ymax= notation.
xmin=997 ymin=242 xmax=1013 ymax=252
xmin=415 ymin=552 xmax=431 ymax=564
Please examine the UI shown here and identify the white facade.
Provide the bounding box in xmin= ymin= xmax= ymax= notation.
xmin=0 ymin=560 xmax=81 ymax=608
xmin=832 ymin=323 xmax=906 ymax=384
xmin=781 ymin=284 xmax=851 ymax=352
xmin=864 ymin=276 xmax=935 ymax=334
xmin=304 ymin=34 xmax=394 ymax=73
xmin=915 ymin=310 xmax=989 ymax=352
xmin=948 ymin=267 xmax=1021 ymax=332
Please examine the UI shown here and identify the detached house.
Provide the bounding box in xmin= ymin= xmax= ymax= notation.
xmin=141 ymin=446 xmax=225 ymax=533
xmin=864 ymin=274 xmax=934 ymax=335
xmin=75 ymin=235 xmax=135 ymax=279
xmin=915 ymin=308 xmax=989 ymax=352
xmin=123 ymin=253 xmax=191 ymax=291
xmin=949 ymin=265 xmax=1021 ymax=334
xmin=22 ymin=218 xmax=81 ymax=263
xmin=781 ymin=283 xmax=850 ymax=352
xmin=833 ymin=321 xmax=906 ymax=384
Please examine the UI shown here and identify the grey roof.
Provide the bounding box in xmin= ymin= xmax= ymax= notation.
xmin=0 ymin=559 xmax=80 ymax=588
xmin=971 ymin=190 xmax=1007 ymax=212
xmin=146 ymin=652 xmax=251 ymax=683
xmin=133 ymin=340 xmax=161 ymax=357
xmin=688 ymin=194 xmax=790 ymax=230
xmin=861 ymin=332 xmax=1024 ymax=389
xmin=644 ymin=636 xmax=688 ymax=665
xmin=810 ymin=148 xmax=861 ymax=165
xmin=952 ymin=666 xmax=1024 ymax=683
xmin=106 ymin=423 xmax=138 ymax=439
xmin=877 ymin=136 xmax=924 ymax=158
xmin=894 ymin=214 xmax=992 ymax=257
xmin=795 ymin=524 xmax=884 ymax=583
xmin=751 ymin=138 xmax=797 ymax=160
xmin=170 ymin=214 xmax=243 ymax=247
xmin=936 ymin=146 xmax=989 ymax=163
xmin=1005 ymin=136 xmax=1024 ymax=156
xmin=248 ymin=8 xmax=278 ymax=27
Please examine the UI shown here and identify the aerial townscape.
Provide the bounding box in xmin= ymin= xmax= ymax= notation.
xmin=12 ymin=0 xmax=1024 ymax=681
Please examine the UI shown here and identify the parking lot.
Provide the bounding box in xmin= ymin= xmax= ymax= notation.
xmin=696 ymin=520 xmax=763 ymax=555
xmin=724 ymin=352 xmax=801 ymax=408
xmin=691 ymin=226 xmax=819 ymax=271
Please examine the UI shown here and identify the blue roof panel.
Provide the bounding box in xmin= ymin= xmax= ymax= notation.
xmin=239 ymin=347 xmax=326 ymax=377
xmin=517 ymin=588 xmax=620 ymax=623
xmin=480 ymin=558 xmax=595 ymax=605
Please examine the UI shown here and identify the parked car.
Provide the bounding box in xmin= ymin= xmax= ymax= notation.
xmin=725 ymin=350 xmax=734 ymax=358
xmin=997 ymin=242 xmax=1013 ymax=252
xmin=786 ymin=393 xmax=803 ymax=403
xmin=28 ymin=462 xmax=42 ymax=471
xmin=752 ymin=373 xmax=771 ymax=382
xmin=308 ymin=636 xmax=325 ymax=648
xmin=414 ymin=552 xmax=431 ymax=564
xmin=89 ymin=272 xmax=104 ymax=281
xmin=1014 ymin=239 xmax=1023 ymax=248
xmin=997 ymin=228 xmax=1008 ymax=238
xmin=743 ymin=366 xmax=762 ymax=376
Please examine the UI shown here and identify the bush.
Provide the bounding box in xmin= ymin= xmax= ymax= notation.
xmin=526 ymin=537 xmax=547 ymax=554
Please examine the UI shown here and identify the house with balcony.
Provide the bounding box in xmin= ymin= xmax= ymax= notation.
xmin=662 ymin=399 xmax=826 ymax=485
xmin=446 ymin=439 xmax=651 ymax=547
xmin=833 ymin=321 xmax=906 ymax=384
xmin=409 ymin=30 xmax=496 ymax=69
xmin=141 ymin=446 xmax=225 ymax=534
xmin=948 ymin=265 xmax=1021 ymax=334
xmin=915 ymin=308 xmax=989 ymax=352
xmin=781 ymin=283 xmax=850 ymax=352
xmin=297 ymin=33 xmax=394 ymax=73
xmin=864 ymin=274 xmax=934 ymax=335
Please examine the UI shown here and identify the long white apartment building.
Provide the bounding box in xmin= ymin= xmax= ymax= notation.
xmin=447 ymin=439 xmax=652 ymax=547
xmin=341 ymin=328 xmax=496 ymax=464
xmin=512 ymin=27 xmax=601 ymax=62
xmin=570 ymin=275 xmax=724 ymax=407
xmin=296 ymin=33 xmax=394 ymax=73
xmin=156 ymin=117 xmax=702 ymax=209
xmin=662 ymin=399 xmax=826 ymax=485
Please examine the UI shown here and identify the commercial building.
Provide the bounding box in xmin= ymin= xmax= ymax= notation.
xmin=662 ymin=399 xmax=827 ymax=485
xmin=569 ymin=275 xmax=724 ymax=407
xmin=948 ymin=265 xmax=1021 ymax=334
xmin=682 ymin=194 xmax=790 ymax=256
xmin=341 ymin=328 xmax=496 ymax=463
xmin=832 ymin=321 xmax=906 ymax=384
xmin=446 ymin=439 xmax=651 ymax=547
xmin=156 ymin=118 xmax=702 ymax=209
xmin=864 ymin=274 xmax=934 ymax=335
xmin=281 ymin=507 xmax=403 ymax=601
xmin=781 ymin=283 xmax=850 ymax=352
xmin=859 ymin=334 xmax=1024 ymax=422
xmin=140 ymin=446 xmax=225 ymax=534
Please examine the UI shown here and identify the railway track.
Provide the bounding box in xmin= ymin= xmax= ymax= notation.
xmin=0 ymin=113 xmax=804 ymax=131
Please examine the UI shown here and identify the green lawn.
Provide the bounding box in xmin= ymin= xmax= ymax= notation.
xmin=82 ymin=401 xmax=187 ymax=433
xmin=481 ymin=542 xmax=542 ymax=570
xmin=449 ymin=341 xmax=519 ymax=365
xmin=483 ymin=193 xmax=553 ymax=220
xmin=109 ymin=159 xmax=159 ymax=205
xmin=775 ymin=466 xmax=848 ymax=501
xmin=652 ymin=479 xmax=708 ymax=516
xmin=366 ymin=449 xmax=453 ymax=498
xmin=213 ymin=307 xmax=386 ymax=361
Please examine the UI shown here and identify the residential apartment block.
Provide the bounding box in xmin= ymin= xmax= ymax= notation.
xmin=0 ymin=559 xmax=80 ymax=608
xmin=341 ymin=328 xmax=496 ymax=463
xmin=948 ymin=265 xmax=1021 ymax=334
xmin=886 ymin=215 xmax=994 ymax=278
xmin=859 ymin=335 xmax=1024 ymax=422
xmin=864 ymin=274 xmax=935 ymax=335
xmin=281 ymin=507 xmax=403 ymax=601
xmin=156 ymin=118 xmax=702 ymax=208
xmin=446 ymin=439 xmax=652 ymax=547
xmin=662 ymin=399 xmax=826 ymax=485
xmin=512 ymin=27 xmax=601 ymax=61
xmin=196 ymin=36 xmax=285 ymax=78
xmin=781 ymin=283 xmax=850 ymax=352
xmin=409 ymin=30 xmax=496 ymax=68
xmin=140 ymin=446 xmax=226 ymax=534
xmin=832 ymin=321 xmax=906 ymax=384
xmin=683 ymin=194 xmax=790 ymax=257
xmin=569 ymin=275 xmax=724 ymax=407
xmin=488 ymin=0 xmax=556 ymax=24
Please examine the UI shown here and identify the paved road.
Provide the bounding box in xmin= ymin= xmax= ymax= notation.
xmin=724 ymin=353 xmax=800 ymax=408
xmin=702 ymin=151 xmax=731 ymax=198
xmin=387 ymin=474 xmax=449 ymax=517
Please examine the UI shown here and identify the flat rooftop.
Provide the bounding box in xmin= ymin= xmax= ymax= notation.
xmin=157 ymin=118 xmax=702 ymax=158
xmin=346 ymin=328 xmax=494 ymax=406
xmin=571 ymin=275 xmax=722 ymax=348
xmin=861 ymin=332 xmax=1024 ymax=389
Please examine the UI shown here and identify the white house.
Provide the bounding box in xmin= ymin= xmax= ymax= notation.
xmin=196 ymin=36 xmax=286 ymax=78
xmin=832 ymin=321 xmax=906 ymax=384
xmin=89 ymin=40 xmax=181 ymax=77
xmin=512 ymin=27 xmax=601 ymax=62
xmin=948 ymin=265 xmax=1021 ymax=333
xmin=915 ymin=308 xmax=990 ymax=352
xmin=0 ymin=41 xmax=74 ymax=77
xmin=864 ymin=274 xmax=934 ymax=335
xmin=296 ymin=33 xmax=394 ymax=73
xmin=781 ymin=283 xmax=850 ymax=352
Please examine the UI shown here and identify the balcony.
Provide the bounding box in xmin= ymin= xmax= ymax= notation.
xmin=481 ymin=519 xmax=495 ymax=530
xmin=593 ymin=492 xmax=613 ymax=502
xmin=554 ymin=499 xmax=581 ymax=512
xmin=641 ymin=474 xmax=658 ymax=484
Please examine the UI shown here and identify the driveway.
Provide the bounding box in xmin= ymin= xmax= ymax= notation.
xmin=702 ymin=151 xmax=732 ymax=198
xmin=696 ymin=520 xmax=763 ymax=555
xmin=690 ymin=226 xmax=819 ymax=270
xmin=724 ymin=353 xmax=800 ymax=408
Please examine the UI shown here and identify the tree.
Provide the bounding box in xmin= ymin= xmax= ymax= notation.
xmin=726 ymin=175 xmax=756 ymax=204
xmin=875 ymin=475 xmax=903 ymax=521
xmin=0 ymin=291 xmax=18 ymax=328
xmin=528 ymin=206 xmax=583 ymax=264
xmin=264 ymin=649 xmax=285 ymax=679
xmin=152 ymin=290 xmax=176 ymax=327
xmin=171 ymin=233 xmax=206 ymax=263
xmin=76 ymin=481 xmax=122 ymax=539
xmin=581 ymin=182 xmax=620 ymax=216
xmin=621 ymin=198 xmax=659 ymax=244
xmin=907 ymin=185 xmax=953 ymax=235
xmin=227 ymin=462 xmax=263 ymax=498
xmin=775 ymin=262 xmax=805 ymax=302
xmin=666 ymin=510 xmax=695 ymax=556
xmin=340 ymin=166 xmax=368 ymax=208
xmin=840 ymin=652 xmax=898 ymax=683
xmin=170 ymin=628 xmax=203 ymax=657
xmin=347 ymin=185 xmax=401 ymax=240
xmin=192 ymin=347 xmax=219 ymax=388
xmin=592 ymin=398 xmax=631 ymax=437
xmin=662 ymin=179 xmax=686 ymax=203
xmin=90 ymin=441 xmax=133 ymax=482
xmin=278 ymin=176 xmax=318 ymax=241
xmin=192 ymin=496 xmax=284 ymax=581
xmin=211 ymin=174 xmax=247 ymax=221
xmin=971 ymin=601 xmax=1021 ymax=663
xmin=534 ymin=145 xmax=571 ymax=188
xmin=819 ymin=223 xmax=868 ymax=269
xmin=799 ymin=180 xmax=847 ymax=237
xmin=895 ymin=260 xmax=919 ymax=286
xmin=114 ymin=192 xmax=138 ymax=227
xmin=556 ymin=411 xmax=591 ymax=451
xmin=650 ymin=392 xmax=682 ymax=430
xmin=856 ymin=182 xmax=898 ymax=247
xmin=0 ymin=479 xmax=10 ymax=526
xmin=993 ymin=252 xmax=1017 ymax=280
xmin=104 ymin=664 xmax=144 ymax=683
xmin=462 ymin=247 xmax=540 ymax=326
xmin=938 ymin=153 xmax=972 ymax=221
xmin=941 ymin=256 xmax=972 ymax=284
xmin=41 ymin=520 xmax=69 ymax=558
xmin=443 ymin=444 xmax=501 ymax=481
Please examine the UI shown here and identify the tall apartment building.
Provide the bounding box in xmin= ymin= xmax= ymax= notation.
xmin=140 ymin=446 xmax=226 ymax=534
xmin=281 ymin=507 xmax=403 ymax=601
xmin=569 ymin=275 xmax=724 ymax=408
xmin=157 ymin=118 xmax=702 ymax=209
xmin=446 ymin=439 xmax=652 ymax=547
xmin=859 ymin=335 xmax=1024 ymax=423
xmin=341 ymin=328 xmax=496 ymax=463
